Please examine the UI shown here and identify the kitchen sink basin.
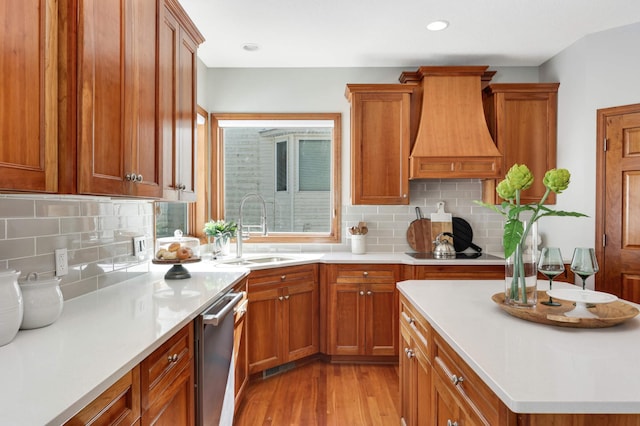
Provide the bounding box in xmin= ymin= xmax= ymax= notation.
xmin=214 ymin=255 xmax=301 ymax=268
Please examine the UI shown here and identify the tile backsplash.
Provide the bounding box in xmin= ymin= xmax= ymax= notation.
xmin=0 ymin=194 xmax=154 ymax=300
xmin=0 ymin=180 xmax=505 ymax=300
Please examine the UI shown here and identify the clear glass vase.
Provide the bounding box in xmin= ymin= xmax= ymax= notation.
xmin=505 ymin=221 xmax=538 ymax=307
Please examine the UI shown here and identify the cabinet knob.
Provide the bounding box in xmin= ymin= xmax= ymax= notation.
xmin=402 ymin=194 xmax=407 ymax=198
xmin=278 ymin=296 xmax=284 ymax=301
xmin=136 ymin=174 xmax=143 ymax=182
xmin=359 ymin=290 xmax=365 ymax=296
xmin=284 ymin=294 xmax=290 ymax=300
xmin=125 ymin=173 xmax=134 ymax=181
xmin=362 ymin=271 xmax=368 ymax=277
xmin=366 ymin=290 xmax=372 ymax=296
xmin=450 ymin=374 xmax=464 ymax=386
xmin=447 ymin=421 xmax=458 ymax=426
xmin=404 ymin=348 xmax=415 ymax=359
xmin=281 ymin=275 xmax=286 ymax=281
xmin=167 ymin=353 xmax=178 ymax=363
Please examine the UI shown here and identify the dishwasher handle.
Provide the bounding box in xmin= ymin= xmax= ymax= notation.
xmin=201 ymin=292 xmax=243 ymax=326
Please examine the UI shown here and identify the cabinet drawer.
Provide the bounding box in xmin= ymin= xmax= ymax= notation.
xmin=334 ymin=264 xmax=398 ymax=283
xmin=400 ymin=297 xmax=430 ymax=357
xmin=141 ymin=323 xmax=193 ymax=408
xmin=433 ymin=333 xmax=500 ymax=425
xmin=248 ymin=264 xmax=317 ymax=288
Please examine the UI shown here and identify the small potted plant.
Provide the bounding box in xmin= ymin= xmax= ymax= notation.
xmin=203 ymin=220 xmax=238 ymax=256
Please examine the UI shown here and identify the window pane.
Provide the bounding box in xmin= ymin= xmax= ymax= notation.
xmin=299 ymin=140 xmax=330 ymax=191
xmin=276 ymin=141 xmax=287 ymax=192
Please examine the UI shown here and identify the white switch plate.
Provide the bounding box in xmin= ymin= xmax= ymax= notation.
xmin=55 ymin=248 xmax=68 ymax=276
xmin=133 ymin=236 xmax=146 ymax=256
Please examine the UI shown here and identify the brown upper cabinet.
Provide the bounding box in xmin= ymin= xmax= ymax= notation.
xmin=160 ymin=0 xmax=204 ymax=202
xmin=346 ymin=84 xmax=415 ymax=205
xmin=0 ymin=0 xmax=58 ymax=193
xmin=482 ymin=83 xmax=560 ymax=205
xmin=75 ymin=0 xmax=161 ymax=197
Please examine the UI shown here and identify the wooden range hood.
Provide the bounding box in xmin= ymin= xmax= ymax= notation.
xmin=400 ymin=66 xmax=503 ymax=179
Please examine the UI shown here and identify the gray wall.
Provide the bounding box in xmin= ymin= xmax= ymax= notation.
xmin=539 ymin=22 xmax=640 ymax=251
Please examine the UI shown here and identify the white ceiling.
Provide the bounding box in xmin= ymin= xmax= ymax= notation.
xmin=180 ymin=0 xmax=640 ymax=69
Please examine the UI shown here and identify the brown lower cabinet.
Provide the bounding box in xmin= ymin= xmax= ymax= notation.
xmin=233 ymin=278 xmax=249 ymax=412
xmin=247 ymin=264 xmax=319 ymax=374
xmin=400 ymin=293 xmax=640 ymax=426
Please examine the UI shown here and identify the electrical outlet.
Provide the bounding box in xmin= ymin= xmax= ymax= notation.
xmin=55 ymin=248 xmax=68 ymax=277
xmin=133 ymin=236 xmax=146 ymax=256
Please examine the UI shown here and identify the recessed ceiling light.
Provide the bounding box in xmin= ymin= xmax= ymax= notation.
xmin=242 ymin=43 xmax=260 ymax=52
xmin=427 ymin=20 xmax=449 ymax=31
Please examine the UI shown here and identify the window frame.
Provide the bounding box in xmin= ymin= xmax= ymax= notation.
xmin=210 ymin=112 xmax=342 ymax=244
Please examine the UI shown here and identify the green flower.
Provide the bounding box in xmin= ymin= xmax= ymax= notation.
xmin=505 ymin=164 xmax=534 ymax=191
xmin=496 ymin=179 xmax=516 ymax=201
xmin=543 ymin=168 xmax=571 ymax=194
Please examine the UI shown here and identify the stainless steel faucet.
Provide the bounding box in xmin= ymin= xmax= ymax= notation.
xmin=236 ymin=193 xmax=268 ymax=258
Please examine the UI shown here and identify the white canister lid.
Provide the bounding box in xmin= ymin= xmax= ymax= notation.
xmin=19 ymin=272 xmax=61 ymax=288
xmin=0 ymin=269 xmax=20 ymax=278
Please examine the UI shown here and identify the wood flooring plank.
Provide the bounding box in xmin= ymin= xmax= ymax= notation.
xmin=235 ymin=361 xmax=400 ymax=425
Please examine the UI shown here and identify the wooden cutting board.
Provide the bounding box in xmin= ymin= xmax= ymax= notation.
xmin=406 ymin=207 xmax=432 ymax=252
xmin=430 ymin=202 xmax=453 ymax=244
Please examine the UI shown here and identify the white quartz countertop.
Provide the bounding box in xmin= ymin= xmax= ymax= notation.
xmin=0 ymin=265 xmax=248 ymax=426
xmin=397 ymin=279 xmax=640 ymax=414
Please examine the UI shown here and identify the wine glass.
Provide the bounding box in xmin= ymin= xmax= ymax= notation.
xmin=570 ymin=248 xmax=599 ymax=291
xmin=538 ymin=247 xmax=565 ymax=306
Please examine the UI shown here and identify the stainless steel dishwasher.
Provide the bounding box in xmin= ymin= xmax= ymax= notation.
xmin=195 ymin=291 xmax=243 ymax=426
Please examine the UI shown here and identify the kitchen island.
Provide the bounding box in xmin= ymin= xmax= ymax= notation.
xmin=398 ymin=279 xmax=640 ymax=424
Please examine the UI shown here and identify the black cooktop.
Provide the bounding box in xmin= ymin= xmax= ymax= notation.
xmin=405 ymin=252 xmax=503 ymax=260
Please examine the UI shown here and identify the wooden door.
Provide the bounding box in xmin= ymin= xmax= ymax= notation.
xmin=432 ymin=372 xmax=464 ymax=426
xmin=399 ymin=323 xmax=412 ymax=425
xmin=327 ymin=282 xmax=364 ymax=355
xmin=346 ymin=85 xmax=413 ymax=205
xmin=0 ymin=0 xmax=58 ymax=193
xmin=77 ymin=0 xmax=128 ymax=195
xmin=248 ymin=286 xmax=283 ymax=373
xmin=414 ymin=343 xmax=431 ymax=426
xmin=283 ymin=281 xmax=319 ymax=360
xmin=364 ymin=282 xmax=397 ymax=356
xmin=126 ymin=0 xmax=161 ymax=198
xmin=597 ymin=104 xmax=640 ymax=302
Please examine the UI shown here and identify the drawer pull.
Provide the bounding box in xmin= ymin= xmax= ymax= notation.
xmin=167 ymin=353 xmax=178 ymax=363
xmin=404 ymin=348 xmax=415 ymax=359
xmin=281 ymin=275 xmax=286 ymax=281
xmin=450 ymin=374 xmax=464 ymax=386
xmin=447 ymin=421 xmax=458 ymax=426
xmin=363 ymin=271 xmax=368 ymax=277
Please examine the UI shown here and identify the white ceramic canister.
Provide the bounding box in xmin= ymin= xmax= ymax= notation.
xmin=19 ymin=272 xmax=63 ymax=330
xmin=351 ymin=234 xmax=366 ymax=254
xmin=0 ymin=269 xmax=23 ymax=346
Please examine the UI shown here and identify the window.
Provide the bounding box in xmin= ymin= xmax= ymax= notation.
xmin=211 ymin=113 xmax=341 ymax=243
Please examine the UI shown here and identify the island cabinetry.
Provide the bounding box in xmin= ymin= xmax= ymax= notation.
xmin=140 ymin=323 xmax=194 ymax=426
xmin=345 ymin=84 xmax=416 ymax=205
xmin=64 ymin=365 xmax=141 ymax=425
xmin=399 ymin=296 xmax=431 ymax=426
xmin=247 ymin=264 xmax=319 ymax=374
xmin=482 ymin=83 xmax=560 ymax=205
xmin=326 ymin=264 xmax=399 ymax=357
xmin=233 ymin=278 xmax=249 ymax=412
xmin=76 ymin=0 xmax=162 ymax=197
xmin=159 ymin=0 xmax=204 ymax=201
xmin=1 ymin=0 xmax=58 ymax=193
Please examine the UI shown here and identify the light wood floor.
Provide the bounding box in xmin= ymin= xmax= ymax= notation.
xmin=234 ymin=360 xmax=401 ymax=426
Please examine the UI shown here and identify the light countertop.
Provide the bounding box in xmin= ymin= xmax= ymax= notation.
xmin=0 ymin=266 xmax=247 ymax=426
xmin=397 ymin=279 xmax=640 ymax=414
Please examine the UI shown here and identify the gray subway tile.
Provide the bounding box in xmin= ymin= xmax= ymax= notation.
xmin=0 ymin=238 xmax=35 ymax=261
xmin=36 ymin=234 xmax=81 ymax=255
xmin=7 ymin=218 xmax=60 ymax=238
xmin=0 ymin=198 xmax=35 ymax=218
xmin=36 ymin=200 xmax=81 ymax=218
xmin=60 ymin=216 xmax=98 ymax=234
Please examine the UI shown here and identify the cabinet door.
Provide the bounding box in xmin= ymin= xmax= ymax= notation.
xmin=0 ymin=0 xmax=58 ymax=193
xmin=399 ymin=322 xmax=413 ymax=425
xmin=482 ymin=83 xmax=559 ymax=205
xmin=77 ymin=0 xmax=160 ymax=197
xmin=77 ymin=0 xmax=128 ymax=195
xmin=327 ymin=282 xmax=365 ymax=355
xmin=141 ymin=364 xmax=193 ymax=426
xmin=283 ymin=280 xmax=319 ymax=360
xmin=233 ymin=298 xmax=248 ymax=410
xmin=248 ymin=286 xmax=283 ymax=373
xmin=365 ymin=282 xmax=397 ymax=356
xmin=433 ymin=372 xmax=465 ymax=426
xmin=159 ymin=2 xmax=198 ymax=201
xmin=347 ymin=85 xmax=414 ymax=205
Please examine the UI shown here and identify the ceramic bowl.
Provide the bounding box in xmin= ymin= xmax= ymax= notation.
xmin=0 ymin=305 xmax=23 ymax=346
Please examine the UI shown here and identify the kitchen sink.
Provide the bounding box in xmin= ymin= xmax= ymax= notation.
xmin=214 ymin=255 xmax=301 ymax=268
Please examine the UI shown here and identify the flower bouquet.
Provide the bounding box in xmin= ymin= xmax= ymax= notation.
xmin=203 ymin=220 xmax=238 ymax=255
xmin=476 ymin=164 xmax=587 ymax=306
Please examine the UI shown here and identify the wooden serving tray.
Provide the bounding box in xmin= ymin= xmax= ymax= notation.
xmin=491 ymin=291 xmax=639 ymax=328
